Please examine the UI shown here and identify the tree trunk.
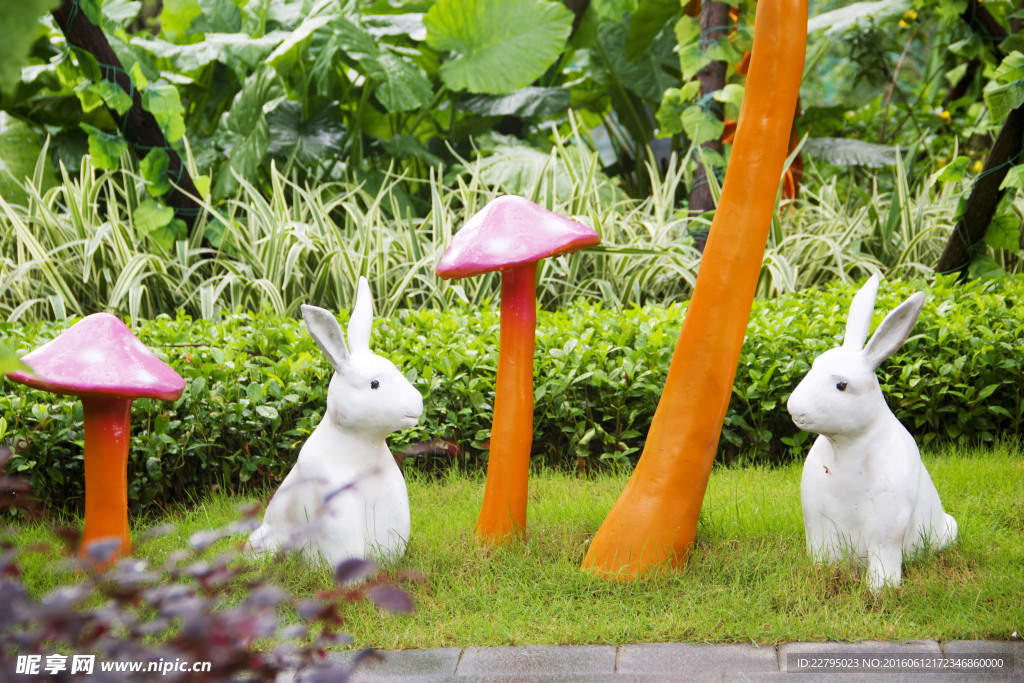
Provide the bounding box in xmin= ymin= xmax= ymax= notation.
xmin=944 ymin=59 xmax=980 ymax=108
xmin=52 ymin=0 xmax=203 ymax=233
xmin=935 ymin=104 xmax=1024 ymax=277
xmin=960 ymin=0 xmax=1007 ymax=47
xmin=687 ymin=0 xmax=730 ymax=252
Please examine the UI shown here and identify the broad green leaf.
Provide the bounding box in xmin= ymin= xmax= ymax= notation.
xmin=364 ymin=50 xmax=434 ymax=112
xmin=191 ymin=0 xmax=243 ymax=34
xmin=0 ymin=344 xmax=29 ymax=377
xmin=108 ymin=32 xmax=162 ymax=85
xmin=74 ymin=86 xmax=106 ymax=114
xmin=133 ymin=199 xmax=175 ymax=235
xmin=160 ymin=0 xmax=203 ymax=41
xmin=654 ymin=83 xmax=698 ymax=137
xmin=140 ymin=33 xmax=286 ymax=80
xmin=476 ymin=141 xmax=567 ymax=197
xmin=140 ymin=148 xmax=172 ymax=197
xmin=705 ymin=34 xmax=743 ymax=66
xmin=267 ymin=101 xmax=346 ymax=167
xmin=380 ymin=135 xmax=444 ymax=166
xmin=193 ymin=174 xmax=211 ymax=198
xmin=944 ymin=62 xmax=968 ymax=88
xmin=627 ymin=0 xmax=680 ymax=60
xmin=592 ymin=0 xmax=638 ymax=20
xmin=801 ymin=137 xmax=897 ymax=168
xmin=142 ymin=86 xmax=186 ymax=143
xmin=82 ymin=124 xmax=129 ymax=169
xmin=569 ymin=4 xmax=599 ymax=48
xmin=266 ymin=15 xmax=335 ymax=71
xmin=0 ymin=0 xmax=59 ymax=92
xmin=930 ymin=156 xmax=970 ymax=184
xmin=255 ymin=405 xmax=280 ymax=420
xmin=985 ymin=81 xmax=1024 ymax=123
xmin=460 ymin=87 xmax=570 ymax=119
xmin=712 ymin=83 xmax=744 ymax=119
xmin=149 ymin=217 xmax=187 ymax=253
xmin=675 ymin=15 xmax=708 ymax=81
xmin=135 ymin=201 xmax=185 ymax=252
xmin=598 ymin=20 xmax=677 ymax=103
xmin=984 ymin=212 xmax=1021 ymax=251
xmin=425 ymin=0 xmax=574 ymax=94
xmin=101 ymin=0 xmax=143 ymax=23
xmin=87 ymin=81 xmax=134 ymax=116
xmin=807 ymin=0 xmax=916 ymax=35
xmin=969 ymin=255 xmax=1007 ymax=278
xmin=215 ymin=67 xmax=277 ymax=196
xmin=475 ymin=136 xmax=618 ymax=204
xmin=0 ymin=113 xmax=56 ymax=206
xmin=71 ymin=47 xmax=103 ymax=88
xmin=935 ymin=0 xmax=968 ymax=28
xmin=1000 ymin=164 xmax=1024 ymax=192
xmin=270 ymin=12 xmax=433 ymax=113
xmin=655 ymin=88 xmax=684 ymax=136
xmin=681 ymin=105 xmax=724 ymax=145
xmin=130 ymin=62 xmax=150 ymax=88
xmin=984 ymin=52 xmax=1024 ymax=122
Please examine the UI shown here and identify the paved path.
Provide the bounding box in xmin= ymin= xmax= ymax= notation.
xmin=311 ymin=639 xmax=1022 ymax=682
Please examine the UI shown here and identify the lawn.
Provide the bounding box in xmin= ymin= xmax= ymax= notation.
xmin=10 ymin=442 xmax=1023 ymax=650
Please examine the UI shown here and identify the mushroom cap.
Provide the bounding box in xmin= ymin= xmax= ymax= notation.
xmin=6 ymin=313 xmax=185 ymax=401
xmin=435 ymin=195 xmax=601 ymax=279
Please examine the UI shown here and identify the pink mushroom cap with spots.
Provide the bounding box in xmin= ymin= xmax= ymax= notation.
xmin=435 ymin=195 xmax=601 ymax=279
xmin=6 ymin=313 xmax=185 ymax=401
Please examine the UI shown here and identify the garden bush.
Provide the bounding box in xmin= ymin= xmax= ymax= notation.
xmin=1 ymin=275 xmax=1022 ymax=516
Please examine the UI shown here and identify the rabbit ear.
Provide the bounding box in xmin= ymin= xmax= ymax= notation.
xmin=863 ymin=291 xmax=925 ymax=369
xmin=302 ymin=304 xmax=350 ymax=372
xmin=843 ymin=274 xmax=881 ymax=350
xmin=346 ymin=276 xmax=373 ymax=355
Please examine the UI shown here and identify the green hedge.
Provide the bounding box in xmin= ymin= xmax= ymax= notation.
xmin=2 ymin=275 xmax=1022 ymax=515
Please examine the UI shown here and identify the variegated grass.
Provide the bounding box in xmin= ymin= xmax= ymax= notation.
xmin=0 ymin=139 xmax=987 ymax=325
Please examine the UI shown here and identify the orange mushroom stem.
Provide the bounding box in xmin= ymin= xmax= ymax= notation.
xmin=476 ymin=262 xmax=537 ymax=541
xmin=435 ymin=196 xmax=600 ymax=543
xmin=81 ymin=396 xmax=133 ymax=557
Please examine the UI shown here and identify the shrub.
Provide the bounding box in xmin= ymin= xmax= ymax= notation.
xmin=1 ymin=275 xmax=1022 ymax=515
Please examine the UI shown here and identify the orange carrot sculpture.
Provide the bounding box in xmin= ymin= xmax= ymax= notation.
xmin=582 ymin=0 xmax=808 ymax=577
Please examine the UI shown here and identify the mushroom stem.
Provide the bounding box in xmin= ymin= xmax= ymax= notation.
xmin=475 ymin=262 xmax=537 ymax=543
xmin=80 ymin=395 xmax=133 ymax=562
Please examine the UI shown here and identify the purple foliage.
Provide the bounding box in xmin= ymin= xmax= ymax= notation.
xmin=0 ymin=445 xmax=412 ymax=682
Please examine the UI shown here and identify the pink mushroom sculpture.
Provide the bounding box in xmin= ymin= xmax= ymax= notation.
xmin=6 ymin=313 xmax=185 ymax=562
xmin=436 ymin=195 xmax=600 ymax=542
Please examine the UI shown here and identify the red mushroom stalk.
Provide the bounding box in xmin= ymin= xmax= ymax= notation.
xmin=6 ymin=314 xmax=185 ymax=563
xmin=436 ymin=196 xmax=600 ymax=542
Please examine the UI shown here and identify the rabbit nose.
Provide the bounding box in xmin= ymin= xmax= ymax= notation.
xmin=786 ymin=392 xmax=807 ymax=420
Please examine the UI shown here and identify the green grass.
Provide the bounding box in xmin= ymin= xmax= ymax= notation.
xmin=10 ymin=443 xmax=1023 ymax=648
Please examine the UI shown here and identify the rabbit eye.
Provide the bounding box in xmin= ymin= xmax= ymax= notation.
xmin=836 ymin=381 xmax=848 ymax=392
xmin=370 ymin=379 xmax=380 ymax=390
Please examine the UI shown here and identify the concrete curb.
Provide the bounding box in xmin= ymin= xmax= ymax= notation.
xmin=305 ymin=640 xmax=1023 ymax=682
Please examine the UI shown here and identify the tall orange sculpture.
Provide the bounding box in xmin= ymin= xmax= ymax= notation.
xmin=582 ymin=0 xmax=808 ymax=577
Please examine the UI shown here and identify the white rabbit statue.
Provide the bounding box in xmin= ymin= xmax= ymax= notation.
xmin=247 ymin=277 xmax=423 ymax=567
xmin=786 ymin=275 xmax=957 ymax=590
